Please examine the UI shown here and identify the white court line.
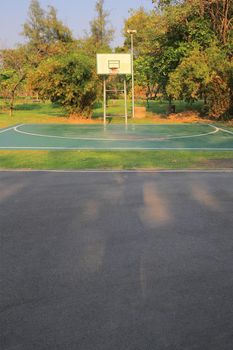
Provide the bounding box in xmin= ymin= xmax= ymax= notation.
xmin=0 ymin=124 xmax=24 ymax=134
xmin=0 ymin=169 xmax=233 ymax=174
xmin=217 ymin=127 xmax=233 ymax=135
xmin=13 ymin=124 xmax=219 ymax=142
xmin=0 ymin=147 xmax=233 ymax=150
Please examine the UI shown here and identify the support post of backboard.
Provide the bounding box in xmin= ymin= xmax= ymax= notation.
xmin=103 ymin=76 xmax=106 ymax=125
xmin=126 ymin=30 xmax=137 ymax=119
xmin=124 ymin=78 xmax=128 ymax=126
xmin=131 ymin=33 xmax=135 ymax=119
xmin=97 ymin=54 xmax=131 ymax=124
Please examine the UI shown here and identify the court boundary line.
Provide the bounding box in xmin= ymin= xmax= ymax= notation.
xmin=0 ymin=146 xmax=233 ymax=150
xmin=0 ymin=169 xmax=232 ymax=173
xmin=0 ymin=124 xmax=23 ymax=134
xmin=14 ymin=123 xmax=219 ymax=127
xmin=0 ymin=123 xmax=232 ymax=150
xmin=217 ymin=126 xmax=233 ymax=135
xmin=13 ymin=123 xmax=220 ymax=142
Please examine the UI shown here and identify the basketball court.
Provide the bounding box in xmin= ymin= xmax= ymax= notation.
xmin=1 ymin=53 xmax=232 ymax=151
xmin=0 ymin=123 xmax=232 ymax=150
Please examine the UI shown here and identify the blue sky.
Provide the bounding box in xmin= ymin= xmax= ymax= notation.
xmin=0 ymin=0 xmax=153 ymax=49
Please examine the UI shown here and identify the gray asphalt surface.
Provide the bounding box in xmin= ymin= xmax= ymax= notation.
xmin=0 ymin=171 xmax=233 ymax=350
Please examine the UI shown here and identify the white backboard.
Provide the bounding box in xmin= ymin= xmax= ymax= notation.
xmin=97 ymin=54 xmax=132 ymax=75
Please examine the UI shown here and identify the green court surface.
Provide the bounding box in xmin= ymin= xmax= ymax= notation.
xmin=0 ymin=123 xmax=232 ymax=150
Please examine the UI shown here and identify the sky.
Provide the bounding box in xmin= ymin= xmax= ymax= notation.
xmin=0 ymin=0 xmax=153 ymax=49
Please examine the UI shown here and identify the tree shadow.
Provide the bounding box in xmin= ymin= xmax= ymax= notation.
xmin=15 ymin=103 xmax=42 ymax=111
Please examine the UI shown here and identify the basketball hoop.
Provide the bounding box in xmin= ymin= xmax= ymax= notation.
xmin=96 ymin=54 xmax=131 ymax=126
xmin=96 ymin=54 xmax=131 ymax=75
xmin=109 ymin=67 xmax=119 ymax=75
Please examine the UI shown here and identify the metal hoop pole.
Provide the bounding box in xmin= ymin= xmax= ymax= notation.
xmin=103 ymin=76 xmax=106 ymax=125
xmin=124 ymin=78 xmax=128 ymax=126
xmin=131 ymin=33 xmax=135 ymax=119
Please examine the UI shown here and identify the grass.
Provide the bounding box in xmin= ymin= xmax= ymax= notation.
xmin=139 ymin=99 xmax=204 ymax=115
xmin=0 ymin=100 xmax=67 ymax=128
xmin=0 ymin=98 xmax=208 ymax=128
xmin=0 ymin=150 xmax=232 ymax=170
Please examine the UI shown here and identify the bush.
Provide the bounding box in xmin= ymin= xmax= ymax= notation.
xmin=29 ymin=52 xmax=97 ymax=117
xmin=207 ymin=75 xmax=232 ymax=118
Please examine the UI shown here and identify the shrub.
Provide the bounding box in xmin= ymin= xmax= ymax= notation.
xmin=207 ymin=75 xmax=232 ymax=118
xmin=29 ymin=52 xmax=97 ymax=117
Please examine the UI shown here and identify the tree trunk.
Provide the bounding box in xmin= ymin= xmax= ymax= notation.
xmin=167 ymin=96 xmax=175 ymax=114
xmin=204 ymin=93 xmax=207 ymax=105
xmin=8 ymin=73 xmax=26 ymax=117
xmin=9 ymin=92 xmax=15 ymax=117
xmin=168 ymin=95 xmax=172 ymax=113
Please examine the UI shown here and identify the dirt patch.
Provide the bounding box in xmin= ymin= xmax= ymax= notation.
xmin=198 ymin=158 xmax=233 ymax=169
xmin=148 ymin=110 xmax=212 ymax=124
xmin=65 ymin=116 xmax=102 ymax=124
xmin=65 ymin=110 xmax=210 ymax=124
xmin=167 ymin=111 xmax=204 ymax=122
xmin=135 ymin=107 xmax=146 ymax=119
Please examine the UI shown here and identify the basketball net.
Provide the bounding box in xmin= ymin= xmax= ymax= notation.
xmin=109 ymin=67 xmax=119 ymax=76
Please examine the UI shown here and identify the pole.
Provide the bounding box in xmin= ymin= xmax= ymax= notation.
xmin=124 ymin=78 xmax=128 ymax=126
xmin=131 ymin=33 xmax=135 ymax=119
xmin=103 ymin=76 xmax=106 ymax=125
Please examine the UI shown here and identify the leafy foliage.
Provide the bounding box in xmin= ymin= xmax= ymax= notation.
xmin=89 ymin=0 xmax=114 ymax=52
xmin=166 ymin=47 xmax=211 ymax=101
xmin=22 ymin=0 xmax=74 ymax=60
xmin=1 ymin=0 xmax=232 ymax=119
xmin=122 ymin=0 xmax=233 ymax=117
xmin=23 ymin=0 xmax=74 ymax=46
xmin=167 ymin=44 xmax=232 ymax=117
xmin=0 ymin=0 xmax=78 ymax=116
xmin=29 ymin=53 xmax=97 ymax=116
xmin=0 ymin=47 xmax=30 ymax=115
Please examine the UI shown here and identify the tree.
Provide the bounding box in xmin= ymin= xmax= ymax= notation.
xmin=152 ymin=1 xmax=215 ymax=98
xmin=152 ymin=0 xmax=181 ymax=8
xmin=134 ymin=56 xmax=158 ymax=100
xmin=23 ymin=0 xmax=45 ymax=46
xmin=205 ymin=45 xmax=233 ymax=117
xmin=152 ymin=0 xmax=233 ymax=46
xmin=166 ymin=47 xmax=211 ymax=102
xmin=121 ymin=0 xmax=232 ymax=117
xmin=123 ymin=8 xmax=161 ymax=101
xmin=196 ymin=0 xmax=233 ymax=46
xmin=89 ymin=0 xmax=114 ymax=51
xmin=123 ymin=5 xmax=198 ymax=106
xmin=0 ymin=47 xmax=29 ymax=116
xmin=29 ymin=53 xmax=97 ymax=117
xmin=22 ymin=0 xmax=74 ymax=58
xmin=166 ymin=44 xmax=232 ymax=117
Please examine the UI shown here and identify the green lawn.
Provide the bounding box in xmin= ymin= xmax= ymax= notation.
xmin=0 ymin=99 xmax=206 ymax=128
xmin=0 ymin=100 xmax=67 ymax=128
xmin=0 ymin=150 xmax=232 ymax=170
xmin=138 ymin=99 xmax=204 ymax=115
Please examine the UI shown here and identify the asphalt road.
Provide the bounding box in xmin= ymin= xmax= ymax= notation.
xmin=1 ymin=171 xmax=233 ymax=350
